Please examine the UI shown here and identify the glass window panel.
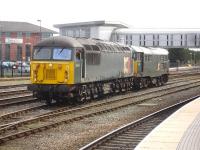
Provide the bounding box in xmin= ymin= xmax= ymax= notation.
xmin=53 ymin=48 xmax=72 ymax=60
xmin=5 ymin=32 xmax=10 ymax=37
xmin=17 ymin=32 xmax=22 ymax=37
xmin=26 ymin=32 xmax=31 ymax=37
xmin=33 ymin=47 xmax=52 ymax=60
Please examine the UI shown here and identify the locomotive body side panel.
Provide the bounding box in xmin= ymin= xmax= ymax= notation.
xmin=82 ymin=51 xmax=132 ymax=82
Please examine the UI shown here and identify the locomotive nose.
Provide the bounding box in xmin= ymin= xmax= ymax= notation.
xmin=31 ymin=62 xmax=74 ymax=84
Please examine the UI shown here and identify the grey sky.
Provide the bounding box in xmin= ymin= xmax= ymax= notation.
xmin=0 ymin=0 xmax=199 ymax=31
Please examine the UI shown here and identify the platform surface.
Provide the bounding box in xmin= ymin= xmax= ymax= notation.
xmin=135 ymin=97 xmax=200 ymax=150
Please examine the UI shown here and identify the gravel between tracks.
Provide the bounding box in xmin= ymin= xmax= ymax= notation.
xmin=0 ymin=86 xmax=199 ymax=150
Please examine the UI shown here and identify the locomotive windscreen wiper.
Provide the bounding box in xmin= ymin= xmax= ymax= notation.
xmin=58 ymin=48 xmax=64 ymax=55
xmin=35 ymin=48 xmax=42 ymax=54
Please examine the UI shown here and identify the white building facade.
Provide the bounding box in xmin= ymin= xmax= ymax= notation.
xmin=54 ymin=21 xmax=200 ymax=48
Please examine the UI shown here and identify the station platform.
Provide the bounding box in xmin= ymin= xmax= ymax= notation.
xmin=135 ymin=97 xmax=200 ymax=150
xmin=0 ymin=77 xmax=29 ymax=86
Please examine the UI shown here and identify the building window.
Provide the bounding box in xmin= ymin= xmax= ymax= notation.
xmin=75 ymin=30 xmax=80 ymax=37
xmin=17 ymin=45 xmax=22 ymax=60
xmin=185 ymin=34 xmax=187 ymax=46
xmin=17 ymin=32 xmax=22 ymax=38
xmin=80 ymin=29 xmax=86 ymax=38
xmin=26 ymin=45 xmax=31 ymax=61
xmin=171 ymin=35 xmax=173 ymax=46
xmin=5 ymin=32 xmax=10 ymax=37
xmin=181 ymin=35 xmax=183 ymax=46
xmin=126 ymin=35 xmax=128 ymax=45
xmin=85 ymin=28 xmax=90 ymax=38
xmin=130 ymin=35 xmax=133 ymax=45
xmin=195 ymin=35 xmax=197 ymax=46
xmin=42 ymin=33 xmax=51 ymax=39
xmin=167 ymin=35 xmax=169 ymax=46
xmin=68 ymin=30 xmax=73 ymax=37
xmin=117 ymin=35 xmax=120 ymax=42
xmin=26 ymin=32 xmax=31 ymax=38
xmin=5 ymin=44 xmax=10 ymax=60
xmin=0 ymin=44 xmax=2 ymax=60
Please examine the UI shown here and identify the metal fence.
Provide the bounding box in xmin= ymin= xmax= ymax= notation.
xmin=0 ymin=61 xmax=30 ymax=77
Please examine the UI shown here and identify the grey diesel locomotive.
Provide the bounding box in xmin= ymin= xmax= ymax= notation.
xmin=28 ymin=36 xmax=169 ymax=104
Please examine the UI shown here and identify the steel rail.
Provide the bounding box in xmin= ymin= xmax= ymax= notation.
xmin=0 ymin=80 xmax=199 ymax=144
xmin=80 ymin=95 xmax=200 ymax=150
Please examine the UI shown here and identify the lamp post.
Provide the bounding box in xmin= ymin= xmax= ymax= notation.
xmin=190 ymin=52 xmax=193 ymax=66
xmin=37 ymin=20 xmax=41 ymax=41
xmin=194 ymin=51 xmax=196 ymax=66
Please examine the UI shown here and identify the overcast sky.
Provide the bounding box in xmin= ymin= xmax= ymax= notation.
xmin=0 ymin=0 xmax=200 ymax=31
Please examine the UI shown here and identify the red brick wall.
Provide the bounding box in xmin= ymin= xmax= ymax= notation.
xmin=0 ymin=32 xmax=40 ymax=61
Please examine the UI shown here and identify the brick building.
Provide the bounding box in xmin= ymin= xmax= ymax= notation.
xmin=0 ymin=21 xmax=56 ymax=61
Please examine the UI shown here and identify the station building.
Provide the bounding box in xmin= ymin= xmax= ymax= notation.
xmin=54 ymin=20 xmax=200 ymax=48
xmin=0 ymin=21 xmax=56 ymax=61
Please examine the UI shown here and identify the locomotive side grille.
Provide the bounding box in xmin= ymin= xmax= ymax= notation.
xmin=46 ymin=69 xmax=56 ymax=80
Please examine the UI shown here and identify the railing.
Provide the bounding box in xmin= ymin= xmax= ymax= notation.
xmin=0 ymin=62 xmax=30 ymax=77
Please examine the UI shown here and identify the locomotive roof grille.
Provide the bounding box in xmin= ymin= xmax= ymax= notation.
xmin=83 ymin=44 xmax=100 ymax=52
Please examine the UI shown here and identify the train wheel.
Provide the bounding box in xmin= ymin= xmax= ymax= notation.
xmin=45 ymin=92 xmax=53 ymax=105
xmin=124 ymin=82 xmax=128 ymax=92
xmin=90 ymin=89 xmax=94 ymax=100
xmin=156 ymin=78 xmax=162 ymax=87
xmin=76 ymin=90 xmax=87 ymax=103
xmin=117 ymin=82 xmax=122 ymax=93
xmin=110 ymin=83 xmax=116 ymax=94
xmin=143 ymin=79 xmax=149 ymax=88
xmin=97 ymin=85 xmax=104 ymax=98
xmin=160 ymin=77 xmax=164 ymax=86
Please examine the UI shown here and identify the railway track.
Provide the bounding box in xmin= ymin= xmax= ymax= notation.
xmin=0 ymin=78 xmax=200 ymax=144
xmin=0 ymin=94 xmax=37 ymax=107
xmin=0 ymin=84 xmax=36 ymax=107
xmin=0 ymin=74 xmax=199 ymax=123
xmin=0 ymin=71 xmax=198 ymax=108
xmin=0 ymin=84 xmax=28 ymax=90
xmin=80 ymin=95 xmax=200 ymax=150
xmin=0 ymin=75 xmax=199 ymax=121
xmin=169 ymin=71 xmax=200 ymax=79
xmin=0 ymin=75 xmax=197 ymax=132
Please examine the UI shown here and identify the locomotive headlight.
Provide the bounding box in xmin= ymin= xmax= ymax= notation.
xmin=49 ymin=63 xmax=53 ymax=67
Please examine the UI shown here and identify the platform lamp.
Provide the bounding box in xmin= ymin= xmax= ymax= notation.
xmin=0 ymin=23 xmax=3 ymax=77
xmin=37 ymin=19 xmax=42 ymax=41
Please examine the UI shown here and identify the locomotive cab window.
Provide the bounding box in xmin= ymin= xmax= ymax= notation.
xmin=53 ymin=48 xmax=72 ymax=60
xmin=33 ymin=47 xmax=52 ymax=60
xmin=33 ymin=47 xmax=72 ymax=60
xmin=76 ymin=51 xmax=81 ymax=61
